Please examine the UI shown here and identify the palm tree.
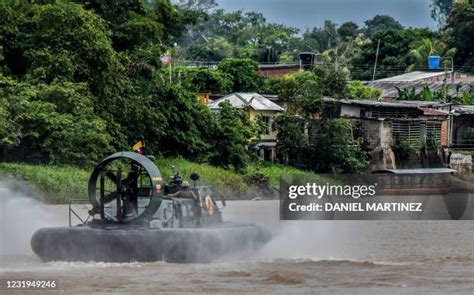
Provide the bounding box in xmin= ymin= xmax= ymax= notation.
xmin=406 ymin=38 xmax=456 ymax=72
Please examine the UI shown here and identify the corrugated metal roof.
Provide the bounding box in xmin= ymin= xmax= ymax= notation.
xmin=258 ymin=64 xmax=299 ymax=70
xmin=452 ymin=105 xmax=474 ymax=115
xmin=421 ymin=108 xmax=450 ymax=116
xmin=323 ymin=97 xmax=450 ymax=109
xmin=375 ymin=71 xmax=449 ymax=82
xmin=373 ymin=168 xmax=457 ymax=174
xmin=209 ymin=92 xmax=284 ymax=111
xmin=371 ymin=81 xmax=472 ymax=99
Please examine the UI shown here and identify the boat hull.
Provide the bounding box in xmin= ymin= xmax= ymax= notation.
xmin=31 ymin=223 xmax=271 ymax=263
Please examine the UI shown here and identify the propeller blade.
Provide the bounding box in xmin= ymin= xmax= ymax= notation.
xmin=105 ymin=171 xmax=118 ymax=184
xmin=103 ymin=191 xmax=118 ymax=203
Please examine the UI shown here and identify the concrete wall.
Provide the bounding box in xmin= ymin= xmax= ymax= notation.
xmin=450 ymin=153 xmax=473 ymax=174
xmin=248 ymin=109 xmax=280 ymax=141
xmin=359 ymin=120 xmax=392 ymax=150
xmin=358 ymin=120 xmax=396 ymax=171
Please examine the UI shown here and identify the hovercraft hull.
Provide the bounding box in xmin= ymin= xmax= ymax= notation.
xmin=31 ymin=223 xmax=271 ymax=263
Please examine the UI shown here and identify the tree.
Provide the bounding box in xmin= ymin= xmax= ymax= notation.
xmin=445 ymin=2 xmax=474 ymax=72
xmin=209 ymin=102 xmax=257 ymax=171
xmin=350 ymin=28 xmax=433 ymax=80
xmin=301 ymin=20 xmax=338 ymax=53
xmin=175 ymin=0 xmax=217 ymax=12
xmin=153 ymin=85 xmax=217 ymax=160
xmin=0 ymin=80 xmax=111 ymax=166
xmin=185 ymin=36 xmax=233 ymax=61
xmin=175 ymin=66 xmax=231 ymax=94
xmin=347 ymin=81 xmax=382 ymax=99
xmin=431 ymin=0 xmax=453 ymax=25
xmin=275 ymin=114 xmax=305 ymax=165
xmin=313 ymin=65 xmax=348 ymax=98
xmin=76 ymin=0 xmax=188 ymax=50
xmin=178 ymin=9 xmax=298 ymax=62
xmin=276 ymin=117 xmax=368 ymax=173
xmin=217 ymin=58 xmax=262 ymax=92
xmin=0 ymin=1 xmax=121 ymax=84
xmin=337 ymin=21 xmax=360 ymax=40
xmin=0 ymin=0 xmax=234 ymax=166
xmin=0 ymin=75 xmax=17 ymax=148
xmin=364 ymin=15 xmax=403 ymax=37
xmin=407 ymin=38 xmax=456 ymax=71
xmin=308 ymin=119 xmax=368 ymax=173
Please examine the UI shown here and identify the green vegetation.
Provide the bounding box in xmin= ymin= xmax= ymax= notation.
xmin=0 ymin=1 xmax=265 ymax=171
xmin=431 ymin=0 xmax=453 ymax=25
xmin=173 ymin=66 xmax=231 ymax=94
xmin=464 ymin=127 xmax=474 ymax=142
xmin=347 ymin=81 xmax=382 ymax=100
xmin=407 ymin=38 xmax=456 ymax=72
xmin=363 ymin=15 xmax=403 ymax=36
xmin=180 ymin=8 xmax=299 ymax=63
xmin=305 ymin=119 xmax=368 ymax=173
xmin=259 ymin=66 xmax=348 ymax=112
xmin=0 ymin=163 xmax=90 ymax=203
xmin=0 ymin=158 xmax=326 ymax=203
xmin=350 ymin=28 xmax=434 ymax=80
xmin=0 ymin=0 xmax=472 ymax=190
xmin=446 ymin=2 xmax=474 ymax=72
xmin=276 ymin=117 xmax=368 ymax=173
xmin=209 ymin=102 xmax=263 ymax=171
xmin=392 ymin=140 xmax=420 ymax=162
xmin=217 ymin=58 xmax=263 ymax=92
xmin=396 ymin=84 xmax=473 ymax=104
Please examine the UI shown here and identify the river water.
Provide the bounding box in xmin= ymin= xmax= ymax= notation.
xmin=0 ymin=181 xmax=473 ymax=294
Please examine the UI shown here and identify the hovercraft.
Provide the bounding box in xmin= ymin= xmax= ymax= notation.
xmin=31 ymin=151 xmax=271 ymax=263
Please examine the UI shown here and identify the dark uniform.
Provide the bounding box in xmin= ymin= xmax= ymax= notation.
xmin=168 ymin=187 xmax=198 ymax=200
xmin=168 ymin=182 xmax=202 ymax=226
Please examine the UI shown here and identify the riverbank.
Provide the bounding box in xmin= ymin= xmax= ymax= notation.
xmin=0 ymin=159 xmax=325 ymax=203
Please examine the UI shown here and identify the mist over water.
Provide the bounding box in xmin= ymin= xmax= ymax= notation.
xmin=223 ymin=201 xmax=367 ymax=262
xmin=0 ymin=181 xmax=62 ymax=257
xmin=256 ymin=222 xmax=358 ymax=261
xmin=0 ymin=180 xmax=356 ymax=264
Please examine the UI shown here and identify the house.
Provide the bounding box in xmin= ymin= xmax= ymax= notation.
xmin=321 ymin=97 xmax=453 ymax=170
xmin=209 ymin=92 xmax=285 ymax=161
xmin=450 ymin=105 xmax=474 ymax=148
xmin=196 ymin=92 xmax=210 ymax=105
xmin=259 ymin=64 xmax=300 ymax=77
xmin=371 ymin=71 xmax=473 ymax=100
xmin=323 ymin=97 xmax=450 ymax=147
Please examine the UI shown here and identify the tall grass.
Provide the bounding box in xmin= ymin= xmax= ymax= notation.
xmin=0 ymin=158 xmax=328 ymax=204
xmin=156 ymin=158 xmax=250 ymax=198
xmin=0 ymin=163 xmax=89 ymax=203
xmin=245 ymin=161 xmax=330 ymax=186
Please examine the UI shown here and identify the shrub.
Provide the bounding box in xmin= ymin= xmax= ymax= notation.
xmin=217 ymin=58 xmax=262 ymax=92
xmin=392 ymin=140 xmax=419 ymax=162
xmin=309 ymin=119 xmax=368 ymax=173
xmin=347 ymin=81 xmax=382 ymax=100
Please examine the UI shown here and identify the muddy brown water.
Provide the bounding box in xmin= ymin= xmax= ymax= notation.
xmin=0 ymin=182 xmax=473 ymax=294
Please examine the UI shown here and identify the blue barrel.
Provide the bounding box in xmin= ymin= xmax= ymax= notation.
xmin=428 ymin=55 xmax=441 ymax=70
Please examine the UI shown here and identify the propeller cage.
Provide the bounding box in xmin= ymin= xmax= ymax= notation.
xmin=88 ymin=152 xmax=164 ymax=224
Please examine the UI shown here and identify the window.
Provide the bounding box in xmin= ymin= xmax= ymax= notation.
xmin=261 ymin=116 xmax=271 ymax=135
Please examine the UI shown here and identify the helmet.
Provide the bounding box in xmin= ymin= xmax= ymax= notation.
xmin=181 ymin=181 xmax=190 ymax=188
